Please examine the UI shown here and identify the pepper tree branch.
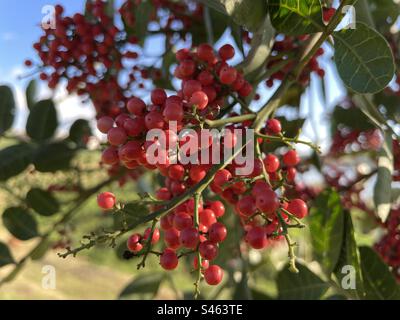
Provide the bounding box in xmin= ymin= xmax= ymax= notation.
xmin=58 ymin=142 xmax=251 ymax=259
xmin=0 ymin=176 xmax=117 ymax=287
xmin=252 ymin=0 xmax=353 ymax=132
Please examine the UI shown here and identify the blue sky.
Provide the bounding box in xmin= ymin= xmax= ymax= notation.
xmin=0 ymin=1 xmax=85 ymax=80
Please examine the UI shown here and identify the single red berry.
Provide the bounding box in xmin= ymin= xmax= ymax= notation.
xmin=218 ymin=44 xmax=235 ymax=61
xmin=168 ymin=164 xmax=185 ymax=181
xmin=179 ymin=59 xmax=196 ymax=77
xmin=209 ymin=223 xmax=227 ymax=243
xmin=164 ymin=228 xmax=181 ymax=249
xmin=236 ymin=195 xmax=257 ymax=217
xmin=127 ymin=233 xmax=142 ymax=252
xmin=97 ymin=192 xmax=116 ymax=210
xmin=180 ymin=227 xmax=199 ymax=249
xmin=199 ymin=209 xmax=217 ymax=228
xmin=287 ymin=199 xmax=308 ymax=219
xmin=145 ymin=111 xmax=164 ymax=129
xmin=256 ymin=189 xmax=279 ymax=214
xmin=127 ymin=97 xmax=146 ymax=116
xmin=263 ymin=154 xmax=280 ymax=173
xmin=107 ymin=127 xmax=127 ymax=146
xmin=173 ymin=212 xmax=193 ymax=231
xmin=283 ymin=150 xmax=300 ymax=166
xmin=204 ymin=265 xmax=223 ymax=285
xmin=197 ymin=43 xmax=215 ymax=63
xmin=190 ymin=91 xmax=208 ymax=110
xmin=176 ymin=48 xmax=190 ymax=61
xmin=219 ymin=66 xmax=237 ymax=85
xmin=101 ymin=146 xmax=119 ymax=165
xmin=199 ymin=240 xmax=218 ymax=260
xmin=97 ymin=116 xmax=114 ymax=133
xmin=286 ymin=167 xmax=297 ymax=182
xmin=160 ymin=213 xmax=173 ymax=230
xmin=214 ymin=169 xmax=232 ymax=189
xmin=151 ymin=88 xmax=167 ymax=105
xmin=160 ymin=248 xmax=179 ymax=270
xmin=246 ymin=226 xmax=268 ymax=249
xmin=266 ymin=118 xmax=282 ymax=134
xmin=163 ymin=97 xmax=184 ymax=122
xmin=238 ymin=82 xmax=252 ymax=97
xmin=143 ymin=227 xmax=160 ymax=244
xmin=206 ymin=201 xmax=225 ymax=217
xmin=24 ymin=59 xmax=33 ymax=67
xmin=115 ymin=114 xmax=130 ymax=128
xmin=189 ymin=165 xmax=207 ymax=183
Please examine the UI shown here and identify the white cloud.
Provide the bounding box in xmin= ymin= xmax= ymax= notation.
xmin=1 ymin=32 xmax=16 ymax=41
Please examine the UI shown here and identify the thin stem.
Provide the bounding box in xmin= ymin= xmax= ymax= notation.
xmin=205 ymin=114 xmax=256 ymax=128
xmin=256 ymin=132 xmax=321 ymax=153
xmin=0 ymin=176 xmax=117 ymax=286
xmin=193 ymin=192 xmax=202 ymax=300
xmin=137 ymin=218 xmax=159 ymax=269
xmin=276 ymin=210 xmax=299 ymax=273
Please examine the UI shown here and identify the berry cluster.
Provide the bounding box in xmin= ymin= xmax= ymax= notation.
xmin=329 ymin=128 xmax=382 ymax=155
xmin=97 ymin=43 xmax=252 ymax=173
xmin=375 ymin=208 xmax=400 ymax=281
xmin=29 ymin=1 xmax=138 ymax=116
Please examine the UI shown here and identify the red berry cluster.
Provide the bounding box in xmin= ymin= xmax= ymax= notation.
xmin=375 ymin=208 xmax=400 ymax=281
xmin=329 ymin=128 xmax=383 ymax=155
xmin=156 ymin=198 xmax=227 ymax=285
xmin=266 ymin=36 xmax=326 ymax=88
xmin=30 ymin=1 xmax=141 ymax=116
xmin=97 ymin=43 xmax=252 ymax=173
xmin=209 ymin=146 xmax=307 ymax=250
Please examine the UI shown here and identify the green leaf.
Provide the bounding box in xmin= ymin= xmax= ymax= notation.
xmin=0 ymin=144 xmax=35 ymax=181
xmin=33 ymin=142 xmax=76 ymax=172
xmin=2 ymin=207 xmax=39 ymax=241
xmin=333 ymin=22 xmax=395 ymax=94
xmin=373 ymin=133 xmax=393 ymax=222
xmin=26 ymin=79 xmax=38 ymax=110
xmin=26 ymin=99 xmax=58 ymax=142
xmin=368 ymin=0 xmax=400 ymax=33
xmin=0 ymin=241 xmax=15 ymax=267
xmin=331 ymin=105 xmax=374 ymax=132
xmin=277 ymin=263 xmax=329 ymax=300
xmin=119 ymin=273 xmax=165 ymax=299
xmin=0 ymin=85 xmax=15 ymax=135
xmin=113 ymin=202 xmax=150 ymax=230
xmin=202 ymin=0 xmax=268 ymax=32
xmin=268 ymin=0 xmax=324 ymax=35
xmin=333 ymin=212 xmax=364 ymax=299
xmin=69 ymin=119 xmax=91 ymax=145
xmin=26 ymin=188 xmax=60 ymax=216
xmin=152 ymin=50 xmax=176 ymax=91
xmin=250 ymin=288 xmax=274 ymax=300
xmin=309 ymin=189 xmax=345 ymax=275
xmin=239 ymin=16 xmax=275 ymax=81
xmin=359 ymin=246 xmax=400 ymax=300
